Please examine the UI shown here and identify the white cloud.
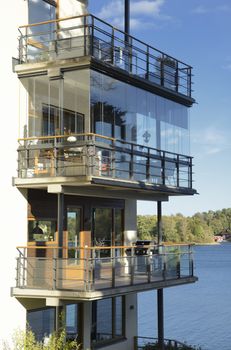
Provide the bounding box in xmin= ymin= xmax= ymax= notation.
xmin=132 ymin=0 xmax=165 ymax=15
xmin=192 ymin=126 xmax=231 ymax=157
xmin=97 ymin=0 xmax=167 ymax=30
xmin=192 ymin=4 xmax=231 ymax=15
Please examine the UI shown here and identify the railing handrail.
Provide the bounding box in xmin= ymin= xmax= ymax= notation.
xmin=15 ymin=243 xmax=194 ymax=292
xmin=16 ymin=243 xmax=193 ymax=250
xmin=18 ymin=13 xmax=192 ymax=69
xmin=17 ymin=132 xmax=193 ymax=161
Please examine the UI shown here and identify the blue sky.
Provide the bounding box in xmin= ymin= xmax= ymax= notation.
xmin=89 ymin=0 xmax=231 ymax=216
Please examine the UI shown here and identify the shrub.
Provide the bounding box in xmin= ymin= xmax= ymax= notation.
xmin=2 ymin=328 xmax=81 ymax=350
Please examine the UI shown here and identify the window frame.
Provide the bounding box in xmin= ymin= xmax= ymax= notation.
xmin=91 ymin=296 xmax=125 ymax=347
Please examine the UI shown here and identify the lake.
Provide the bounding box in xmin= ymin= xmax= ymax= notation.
xmin=138 ymin=243 xmax=231 ymax=350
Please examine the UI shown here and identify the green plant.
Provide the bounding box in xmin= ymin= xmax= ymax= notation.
xmin=2 ymin=328 xmax=81 ymax=350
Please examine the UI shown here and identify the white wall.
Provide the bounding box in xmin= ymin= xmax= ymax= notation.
xmin=0 ymin=0 xmax=28 ymax=345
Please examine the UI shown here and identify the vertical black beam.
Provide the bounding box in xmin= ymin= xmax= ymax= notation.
xmin=124 ymin=0 xmax=131 ymax=73
xmin=58 ymin=193 xmax=64 ymax=258
xmin=157 ymin=201 xmax=164 ymax=349
xmin=125 ymin=0 xmax=130 ymax=36
xmin=157 ymin=289 xmax=164 ymax=349
xmin=157 ymin=201 xmax=162 ymax=245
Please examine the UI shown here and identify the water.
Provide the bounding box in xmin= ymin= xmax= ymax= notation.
xmin=138 ymin=243 xmax=231 ymax=350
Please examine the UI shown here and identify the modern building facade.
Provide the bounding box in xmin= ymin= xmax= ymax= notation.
xmin=1 ymin=0 xmax=197 ymax=348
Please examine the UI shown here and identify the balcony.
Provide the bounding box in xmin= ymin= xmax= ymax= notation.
xmin=15 ymin=133 xmax=195 ymax=195
xmin=18 ymin=14 xmax=193 ymax=101
xmin=13 ymin=244 xmax=197 ymax=301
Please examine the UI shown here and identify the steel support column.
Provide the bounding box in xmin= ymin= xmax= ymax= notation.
xmin=157 ymin=201 xmax=164 ymax=349
xmin=157 ymin=201 xmax=162 ymax=245
xmin=157 ymin=288 xmax=164 ymax=349
xmin=125 ymin=0 xmax=130 ymax=36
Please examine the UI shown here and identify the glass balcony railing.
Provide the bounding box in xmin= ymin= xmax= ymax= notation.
xmin=17 ymin=133 xmax=194 ymax=191
xmin=18 ymin=14 xmax=193 ymax=98
xmin=15 ymin=244 xmax=195 ymax=293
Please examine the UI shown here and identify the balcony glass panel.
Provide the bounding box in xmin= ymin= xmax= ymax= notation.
xmin=90 ymin=70 xmax=190 ymax=156
xmin=19 ymin=70 xmax=89 ymax=139
xmin=15 ymin=245 xmax=195 ymax=292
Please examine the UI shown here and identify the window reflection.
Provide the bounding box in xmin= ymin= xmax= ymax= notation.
xmin=66 ymin=304 xmax=79 ymax=340
xmin=27 ymin=307 xmax=55 ymax=342
xmin=19 ymin=70 xmax=89 ymax=138
xmin=90 ymin=70 xmax=190 ymax=155
xmin=28 ymin=219 xmax=56 ymax=242
xmin=91 ymin=297 xmax=124 ymax=344
xmin=93 ymin=208 xmax=124 ymax=257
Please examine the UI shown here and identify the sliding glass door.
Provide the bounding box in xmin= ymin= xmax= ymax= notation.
xmin=92 ymin=208 xmax=124 ymax=257
xmin=67 ymin=207 xmax=82 ymax=259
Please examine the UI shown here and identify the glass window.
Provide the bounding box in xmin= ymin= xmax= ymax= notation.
xmin=28 ymin=0 xmax=56 ymax=60
xmin=29 ymin=0 xmax=56 ymax=25
xmin=67 ymin=208 xmax=82 ymax=260
xmin=63 ymin=70 xmax=90 ymax=134
xmin=66 ymin=304 xmax=80 ymax=340
xmin=90 ymin=70 xmax=190 ymax=156
xmin=27 ymin=307 xmax=55 ymax=342
xmin=91 ymin=297 xmax=124 ymax=345
xmin=115 ymin=209 xmax=123 ymax=246
xmin=28 ymin=219 xmax=56 ymax=242
xmin=93 ymin=208 xmax=112 ymax=248
xmin=93 ymin=208 xmax=124 ymax=245
xmin=19 ymin=70 xmax=89 ymax=139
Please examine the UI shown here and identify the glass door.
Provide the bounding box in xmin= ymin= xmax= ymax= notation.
xmin=92 ymin=208 xmax=124 ymax=258
xmin=67 ymin=207 xmax=82 ymax=260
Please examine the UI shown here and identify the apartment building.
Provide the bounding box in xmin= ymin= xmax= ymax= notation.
xmin=1 ymin=0 xmax=197 ymax=349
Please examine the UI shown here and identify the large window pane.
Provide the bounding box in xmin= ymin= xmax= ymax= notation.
xmin=115 ymin=296 xmax=123 ymax=337
xmin=93 ymin=208 xmax=112 ymax=248
xmin=96 ymin=298 xmax=112 ymax=341
xmin=27 ymin=308 xmax=55 ymax=341
xmin=28 ymin=0 xmax=56 ymax=61
xmin=63 ymin=70 xmax=90 ymax=134
xmin=115 ymin=209 xmax=123 ymax=246
xmin=90 ymin=70 xmax=190 ymax=156
xmin=91 ymin=297 xmax=124 ymax=345
xmin=66 ymin=304 xmax=79 ymax=340
xmin=19 ymin=70 xmax=89 ymax=139
xmin=67 ymin=208 xmax=81 ymax=260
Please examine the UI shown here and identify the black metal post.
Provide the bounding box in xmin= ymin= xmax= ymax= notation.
xmin=157 ymin=201 xmax=162 ymax=245
xmin=58 ymin=193 xmax=64 ymax=259
xmin=124 ymin=0 xmax=131 ymax=73
xmin=157 ymin=289 xmax=164 ymax=349
xmin=157 ymin=201 xmax=164 ymax=349
xmin=125 ymin=0 xmax=130 ymax=36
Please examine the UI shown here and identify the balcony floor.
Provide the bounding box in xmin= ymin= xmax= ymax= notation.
xmin=13 ymin=175 xmax=196 ymax=201
xmin=12 ymin=275 xmax=197 ymax=301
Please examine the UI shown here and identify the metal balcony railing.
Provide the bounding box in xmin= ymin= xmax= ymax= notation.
xmin=15 ymin=244 xmax=194 ymax=292
xmin=134 ymin=336 xmax=198 ymax=350
xmin=18 ymin=14 xmax=193 ymax=98
xmin=17 ymin=133 xmax=193 ymax=191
